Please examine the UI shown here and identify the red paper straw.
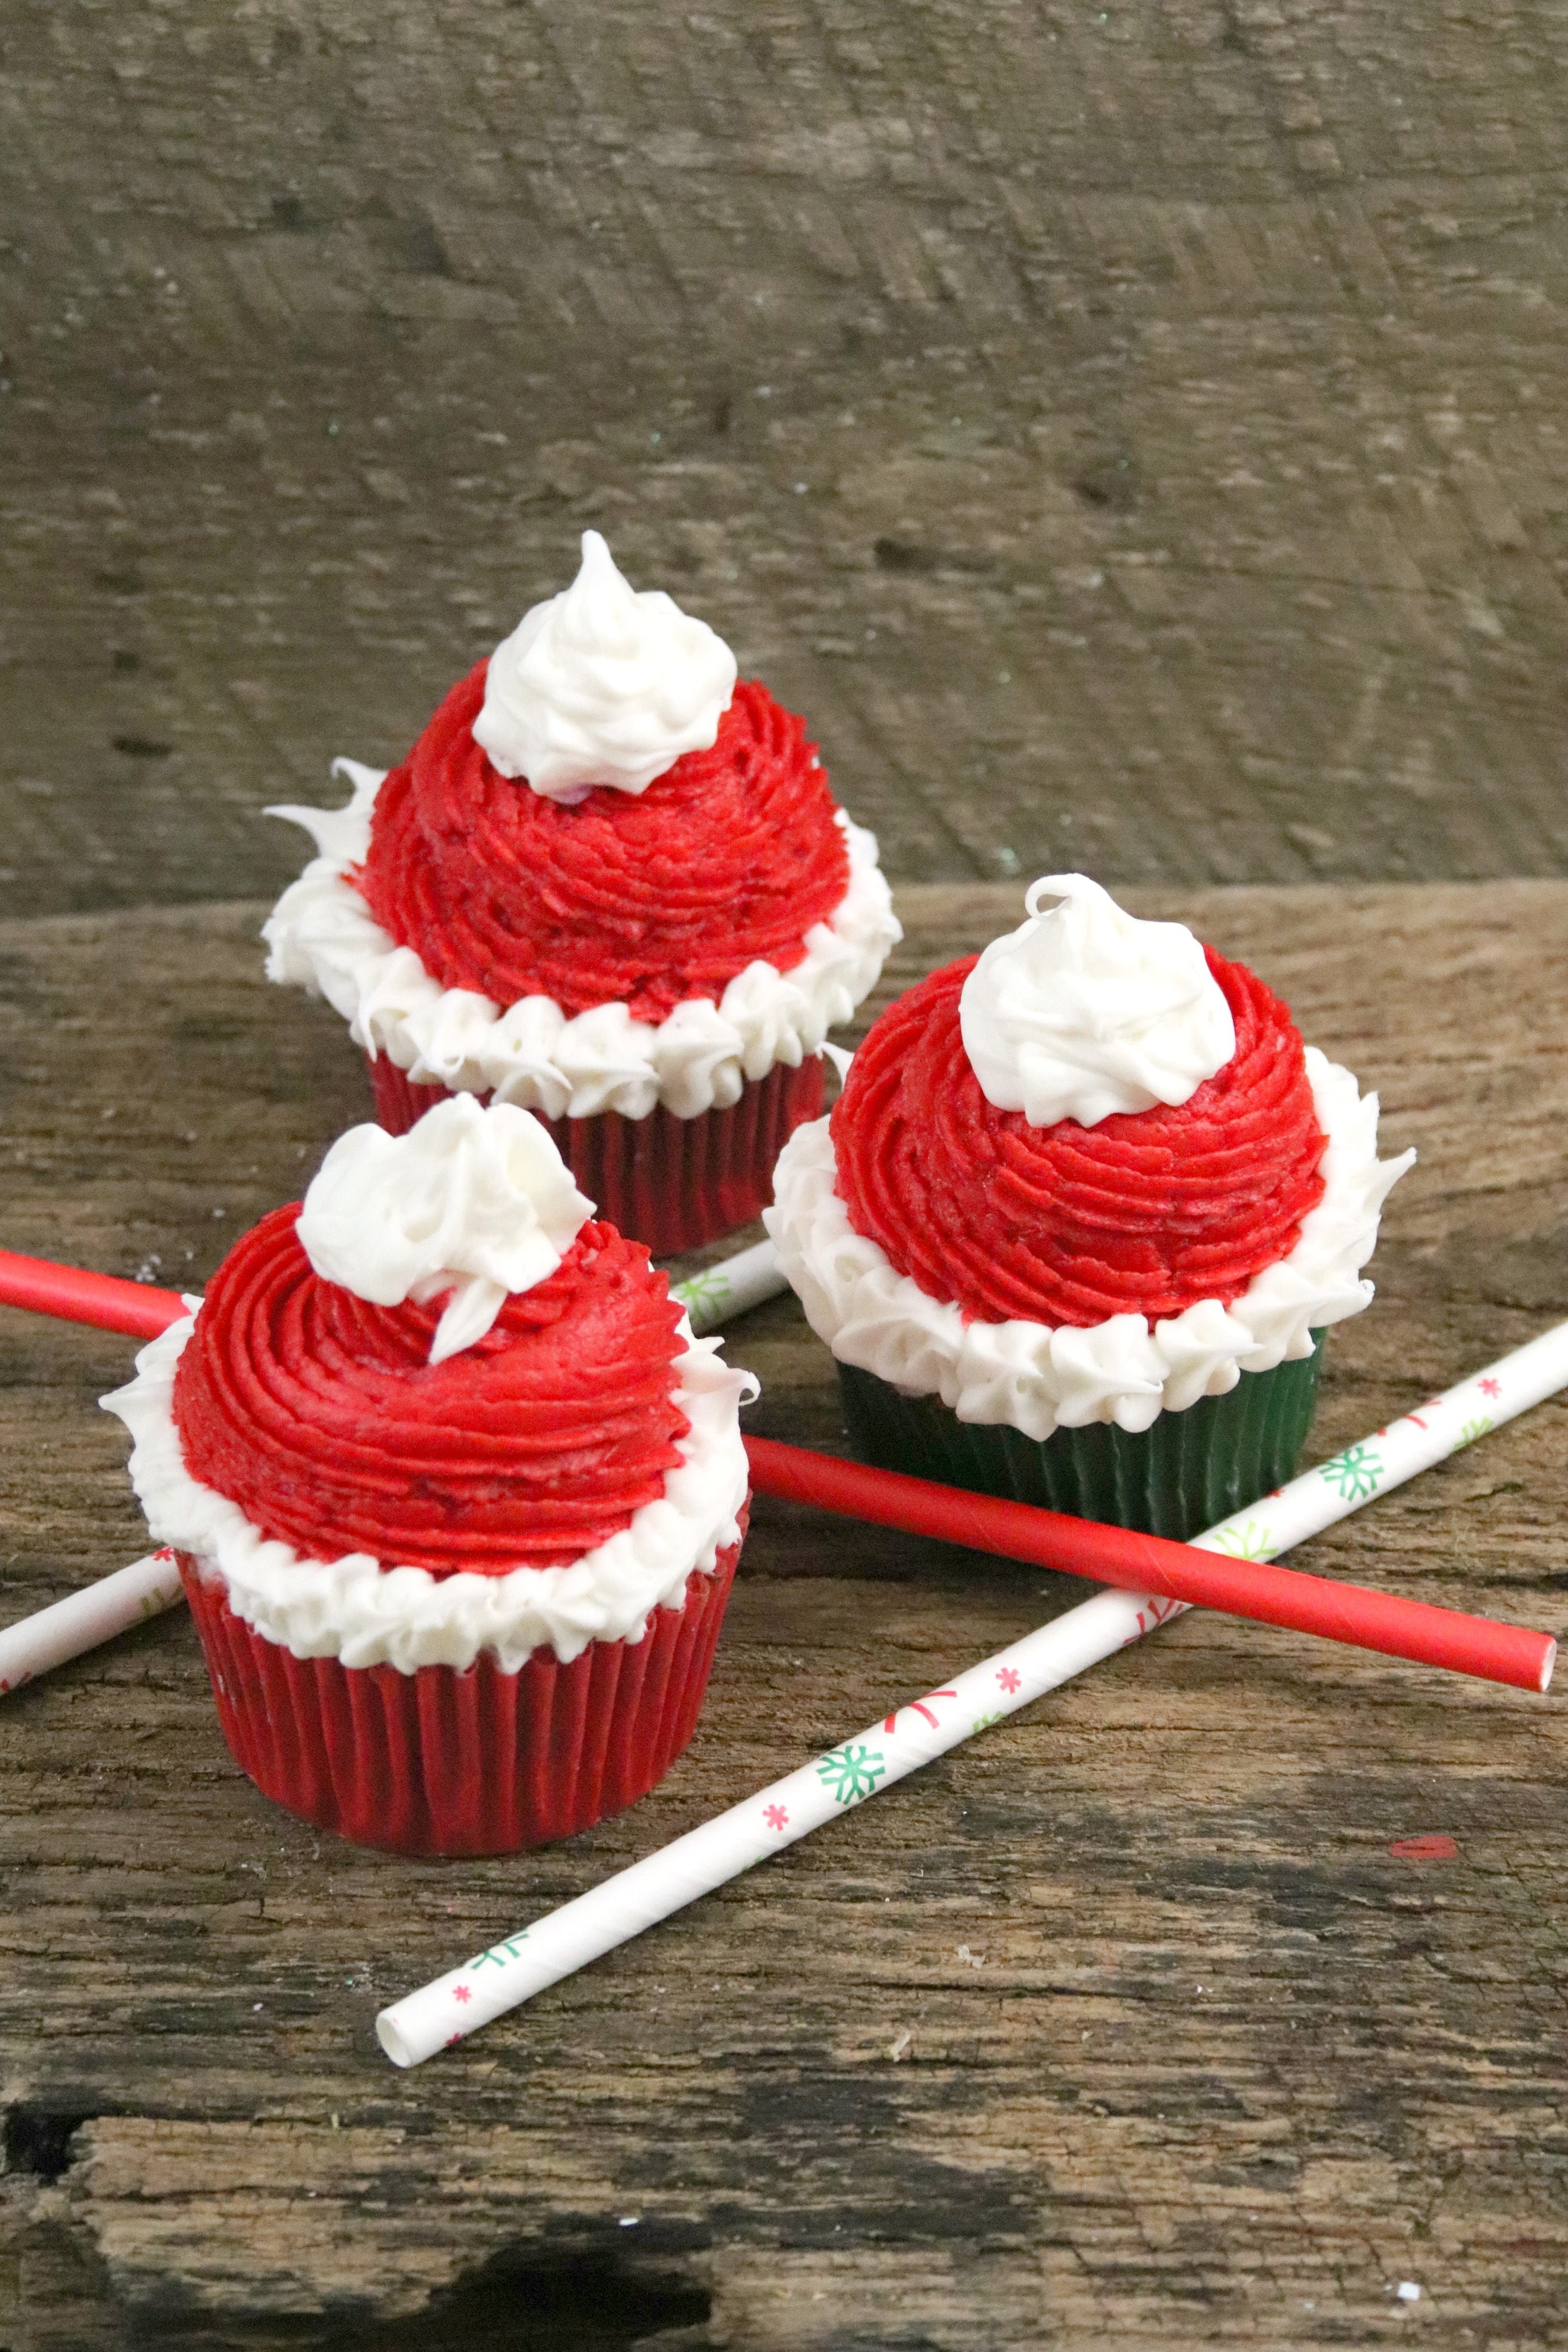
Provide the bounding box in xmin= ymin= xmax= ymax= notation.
xmin=0 ymin=1244 xmax=1551 ymax=1692
xmin=742 ymin=1436 xmax=1553 ymax=1693
xmin=0 ymin=1249 xmax=186 ymax=1341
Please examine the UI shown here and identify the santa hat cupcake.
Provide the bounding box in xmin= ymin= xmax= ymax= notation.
xmin=103 ymin=1097 xmax=755 ymax=1855
xmin=263 ymin=533 xmax=900 ymax=1257
xmin=766 ymin=876 xmax=1414 ymax=1542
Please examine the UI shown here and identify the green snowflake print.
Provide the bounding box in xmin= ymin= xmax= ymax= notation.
xmin=469 ymin=1932 xmax=530 ymax=1970
xmin=815 ymin=1742 xmax=888 ymax=1807
xmin=1319 ymin=1442 xmax=1384 ymax=1502
xmin=1457 ymin=1415 xmax=1494 ymax=1449
xmin=670 ymin=1265 xmax=731 ymax=1323
xmin=970 ymin=1711 xmax=1003 ymax=1734
xmin=1206 ymin=1519 xmax=1275 ymax=1562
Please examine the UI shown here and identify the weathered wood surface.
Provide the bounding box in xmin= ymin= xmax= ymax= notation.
xmin=2 ymin=881 xmax=1567 ymax=2349
xmin=3 ymin=1 xmax=1568 ymax=922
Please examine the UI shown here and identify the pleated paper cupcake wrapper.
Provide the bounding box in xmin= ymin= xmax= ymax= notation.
xmin=837 ymin=1343 xmax=1324 ymax=1544
xmin=179 ymin=1535 xmax=742 ymax=1857
xmin=368 ymin=1054 xmax=824 ymax=1258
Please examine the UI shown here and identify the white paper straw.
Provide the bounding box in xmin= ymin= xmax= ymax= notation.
xmin=378 ymin=1317 xmax=1568 ymax=2067
xmin=0 ymin=1241 xmax=784 ymax=1698
xmin=668 ymin=1238 xmax=785 ymax=1333
xmin=0 ymin=1549 xmax=183 ymax=1697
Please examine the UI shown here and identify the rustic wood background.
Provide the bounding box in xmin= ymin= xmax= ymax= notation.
xmin=3 ymin=881 xmax=1567 ymax=2349
xmin=2 ymin=0 xmax=1566 ymax=923
xmin=5 ymin=0 xmax=1568 ymax=2342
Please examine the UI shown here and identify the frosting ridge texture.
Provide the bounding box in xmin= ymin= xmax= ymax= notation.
xmin=360 ymin=666 xmax=851 ymax=1023
xmin=103 ymin=1234 xmax=755 ymax=1670
xmin=832 ymin=949 xmax=1329 ymax=1330
xmin=167 ymin=1204 xmax=693 ymax=1574
xmin=769 ymin=1064 xmax=1410 ymax=1441
xmin=263 ymin=740 xmax=899 ymax=1121
xmin=766 ymin=938 xmax=1414 ymax=1442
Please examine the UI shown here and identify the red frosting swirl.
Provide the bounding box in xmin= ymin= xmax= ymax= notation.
xmin=354 ymin=665 xmax=852 ymax=1024
xmin=172 ymin=1205 xmax=691 ymax=1576
xmin=830 ymin=949 xmax=1327 ymax=1329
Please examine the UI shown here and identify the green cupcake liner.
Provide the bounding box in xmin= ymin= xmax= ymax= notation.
xmin=837 ymin=1339 xmax=1324 ymax=1544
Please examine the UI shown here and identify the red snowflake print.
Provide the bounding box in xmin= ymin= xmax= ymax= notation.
xmin=446 ymin=2032 xmax=464 ymax=2048
xmin=763 ymin=1804 xmax=788 ymax=1831
xmin=883 ymin=1690 xmax=958 ymax=1732
xmin=452 ymin=1982 xmax=472 ymax=2003
xmin=997 ymin=1667 xmax=1022 ymax=1694
xmin=1479 ymin=1378 xmax=1502 ymax=1400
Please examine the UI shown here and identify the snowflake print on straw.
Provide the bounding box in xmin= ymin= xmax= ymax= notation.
xmin=884 ymin=1690 xmax=957 ymax=1732
xmin=378 ymin=1319 xmax=1568 ymax=2067
xmin=667 ymin=1239 xmax=786 ymax=1332
xmin=1205 ymin=1519 xmax=1274 ymax=1562
xmin=816 ymin=1742 xmax=888 ymax=1806
xmin=1318 ymin=1442 xmax=1384 ymax=1501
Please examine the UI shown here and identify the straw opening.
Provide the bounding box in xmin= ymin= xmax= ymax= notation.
xmin=375 ymin=2009 xmax=416 ymax=2068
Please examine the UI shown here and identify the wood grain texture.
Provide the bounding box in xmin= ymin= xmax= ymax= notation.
xmin=2 ymin=2 xmax=1567 ymax=918
xmin=2 ymin=881 xmax=1567 ymax=2349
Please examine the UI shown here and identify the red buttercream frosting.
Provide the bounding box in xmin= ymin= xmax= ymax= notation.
xmin=354 ymin=665 xmax=852 ymax=1024
xmin=830 ymin=949 xmax=1327 ymax=1329
xmin=172 ymin=1204 xmax=690 ymax=1577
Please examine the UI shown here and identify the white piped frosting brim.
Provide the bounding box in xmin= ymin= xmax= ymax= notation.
xmin=262 ymin=763 xmax=901 ymax=1121
xmin=102 ymin=1310 xmax=754 ymax=1673
xmin=764 ymin=1048 xmax=1413 ymax=1444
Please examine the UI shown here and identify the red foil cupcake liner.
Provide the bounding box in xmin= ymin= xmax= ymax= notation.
xmin=366 ymin=1054 xmax=824 ymax=1257
xmin=179 ymin=1534 xmax=742 ymax=1857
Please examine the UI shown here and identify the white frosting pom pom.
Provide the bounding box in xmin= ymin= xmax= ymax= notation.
xmin=959 ymin=873 xmax=1236 ymax=1129
xmin=296 ymin=1097 xmax=596 ymax=1364
xmin=473 ymin=530 xmax=738 ymax=802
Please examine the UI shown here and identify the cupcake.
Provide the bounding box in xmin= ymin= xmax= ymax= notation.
xmin=263 ymin=532 xmax=901 ymax=1257
xmin=103 ymin=1097 xmax=756 ymax=1856
xmin=766 ymin=875 xmax=1413 ymax=1542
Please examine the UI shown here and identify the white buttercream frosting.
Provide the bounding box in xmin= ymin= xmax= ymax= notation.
xmin=296 ymin=1098 xmax=595 ymax=1365
xmin=102 ymin=1310 xmax=756 ymax=1673
xmin=262 ymin=766 xmax=901 ymax=1121
xmin=959 ymin=875 xmax=1236 ymax=1129
xmin=472 ymin=530 xmax=738 ymax=802
xmin=764 ymin=1050 xmax=1414 ymax=1443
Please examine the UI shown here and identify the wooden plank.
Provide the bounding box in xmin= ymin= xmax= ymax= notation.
xmin=2 ymin=6 xmax=1567 ymax=919
xmin=2 ymin=880 xmax=1567 ymax=2346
